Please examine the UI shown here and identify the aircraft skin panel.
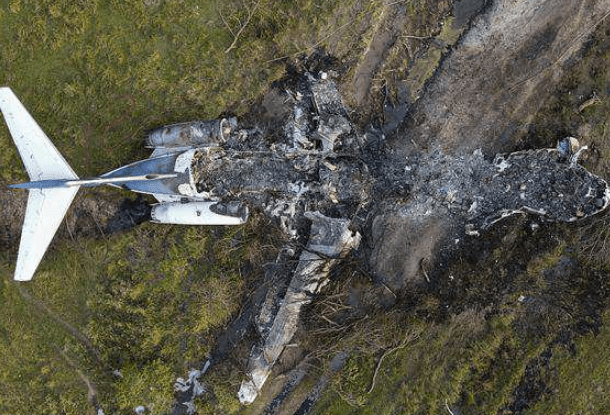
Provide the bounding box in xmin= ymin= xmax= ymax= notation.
xmin=14 ymin=186 xmax=79 ymax=281
xmin=149 ymin=146 xmax=190 ymax=158
xmin=0 ymin=87 xmax=78 ymax=181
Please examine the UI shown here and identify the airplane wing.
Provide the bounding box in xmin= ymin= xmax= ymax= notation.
xmin=0 ymin=87 xmax=78 ymax=181
xmin=14 ymin=187 xmax=79 ymax=281
xmin=239 ymin=212 xmax=360 ymax=404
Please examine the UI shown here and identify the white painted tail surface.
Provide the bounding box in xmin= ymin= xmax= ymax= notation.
xmin=15 ymin=187 xmax=79 ymax=281
xmin=0 ymin=88 xmax=78 ymax=181
xmin=0 ymin=87 xmax=80 ymax=281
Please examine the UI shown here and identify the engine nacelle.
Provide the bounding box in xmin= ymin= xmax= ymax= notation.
xmin=146 ymin=119 xmax=233 ymax=149
xmin=151 ymin=201 xmax=248 ymax=225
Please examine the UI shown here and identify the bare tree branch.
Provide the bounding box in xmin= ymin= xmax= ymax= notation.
xmin=367 ymin=333 xmax=418 ymax=394
xmin=218 ymin=6 xmax=235 ymax=38
xmin=224 ymin=0 xmax=262 ymax=54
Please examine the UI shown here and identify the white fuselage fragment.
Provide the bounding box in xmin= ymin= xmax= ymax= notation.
xmin=150 ymin=201 xmax=247 ymax=225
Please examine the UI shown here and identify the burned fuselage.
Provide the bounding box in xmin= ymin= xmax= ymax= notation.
xmin=80 ymin=70 xmax=610 ymax=405
xmin=134 ymin=72 xmax=374 ymax=241
xmin=140 ymin=71 xmax=608 ymax=405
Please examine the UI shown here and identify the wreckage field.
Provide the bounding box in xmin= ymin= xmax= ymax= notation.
xmin=3 ymin=0 xmax=610 ymax=414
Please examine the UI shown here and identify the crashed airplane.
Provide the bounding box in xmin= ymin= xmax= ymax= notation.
xmin=1 ymin=69 xmax=609 ymax=405
xmin=0 ymin=87 xmax=249 ymax=282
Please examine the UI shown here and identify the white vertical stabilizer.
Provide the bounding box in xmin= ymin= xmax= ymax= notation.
xmin=0 ymin=87 xmax=80 ymax=281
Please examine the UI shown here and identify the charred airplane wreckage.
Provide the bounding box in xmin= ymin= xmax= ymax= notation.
xmin=1 ymin=69 xmax=609 ymax=406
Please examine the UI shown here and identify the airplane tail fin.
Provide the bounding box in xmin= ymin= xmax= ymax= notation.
xmin=0 ymin=87 xmax=80 ymax=281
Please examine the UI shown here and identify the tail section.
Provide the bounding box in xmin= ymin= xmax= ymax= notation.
xmin=0 ymin=88 xmax=78 ymax=181
xmin=15 ymin=187 xmax=79 ymax=281
xmin=0 ymin=87 xmax=80 ymax=281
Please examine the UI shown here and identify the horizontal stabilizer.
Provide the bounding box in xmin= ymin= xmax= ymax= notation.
xmin=15 ymin=187 xmax=79 ymax=281
xmin=0 ymin=87 xmax=78 ymax=181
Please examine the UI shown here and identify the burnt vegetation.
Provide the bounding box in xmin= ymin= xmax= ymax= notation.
xmin=3 ymin=1 xmax=610 ymax=415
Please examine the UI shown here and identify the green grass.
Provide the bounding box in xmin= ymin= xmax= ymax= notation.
xmin=312 ymin=309 xmax=531 ymax=415
xmin=307 ymin=243 xmax=603 ymax=415
xmin=4 ymin=1 xmax=610 ymax=414
xmin=0 ymin=0 xmax=369 ymax=179
xmin=0 ymin=0 xmax=369 ymax=413
xmin=527 ymin=308 xmax=610 ymax=414
xmin=0 ymin=267 xmax=91 ymax=414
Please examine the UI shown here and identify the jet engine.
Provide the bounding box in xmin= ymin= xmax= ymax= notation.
xmin=146 ymin=118 xmax=233 ymax=148
xmin=150 ymin=201 xmax=248 ymax=225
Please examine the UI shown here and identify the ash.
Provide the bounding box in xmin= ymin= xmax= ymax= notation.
xmin=187 ymin=70 xmax=607 ymax=245
xmin=168 ymin=69 xmax=608 ymax=405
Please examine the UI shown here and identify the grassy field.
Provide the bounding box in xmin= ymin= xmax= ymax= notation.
xmin=0 ymin=0 xmax=374 ymax=413
xmin=3 ymin=1 xmax=610 ymax=414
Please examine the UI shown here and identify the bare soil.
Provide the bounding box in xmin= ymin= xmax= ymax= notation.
xmin=368 ymin=0 xmax=610 ymax=293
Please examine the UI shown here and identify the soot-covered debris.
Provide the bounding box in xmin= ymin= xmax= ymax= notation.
xmin=163 ymin=68 xmax=608 ymax=406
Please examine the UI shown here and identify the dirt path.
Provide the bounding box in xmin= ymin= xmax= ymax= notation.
xmin=15 ymin=285 xmax=105 ymax=414
xmin=16 ymin=285 xmax=100 ymax=361
xmin=391 ymin=0 xmax=610 ymax=156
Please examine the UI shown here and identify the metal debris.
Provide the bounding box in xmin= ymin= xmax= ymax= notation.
xmin=238 ymin=213 xmax=360 ymax=404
